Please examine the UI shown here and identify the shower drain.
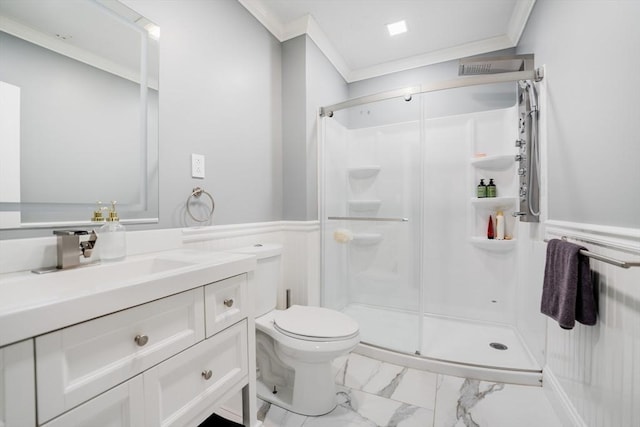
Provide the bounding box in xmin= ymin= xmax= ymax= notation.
xmin=489 ymin=342 xmax=508 ymax=350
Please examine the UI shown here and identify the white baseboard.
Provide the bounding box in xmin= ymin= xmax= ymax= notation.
xmin=542 ymin=366 xmax=587 ymax=427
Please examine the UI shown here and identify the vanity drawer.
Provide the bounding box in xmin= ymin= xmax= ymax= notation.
xmin=143 ymin=319 xmax=248 ymax=427
xmin=41 ymin=375 xmax=145 ymax=427
xmin=204 ymin=274 xmax=248 ymax=337
xmin=36 ymin=288 xmax=205 ymax=423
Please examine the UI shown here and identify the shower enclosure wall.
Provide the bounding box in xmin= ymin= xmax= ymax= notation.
xmin=320 ymin=78 xmax=545 ymax=383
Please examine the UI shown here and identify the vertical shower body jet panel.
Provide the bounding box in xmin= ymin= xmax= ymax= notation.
xmin=515 ymin=77 xmax=541 ymax=222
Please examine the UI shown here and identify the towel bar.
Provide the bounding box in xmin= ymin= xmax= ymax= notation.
xmin=544 ymin=238 xmax=640 ymax=269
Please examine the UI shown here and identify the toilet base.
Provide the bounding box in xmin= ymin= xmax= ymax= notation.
xmin=255 ymin=377 xmax=337 ymax=417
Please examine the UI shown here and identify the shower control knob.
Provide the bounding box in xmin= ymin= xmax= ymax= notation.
xmin=515 ymin=154 xmax=526 ymax=162
xmin=515 ymin=139 xmax=525 ymax=148
xmin=512 ymin=212 xmax=527 ymax=217
xmin=518 ymin=168 xmax=527 ymax=176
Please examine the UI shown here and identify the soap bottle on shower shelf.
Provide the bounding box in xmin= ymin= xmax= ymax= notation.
xmin=496 ymin=210 xmax=505 ymax=240
xmin=487 ymin=179 xmax=497 ymax=197
xmin=99 ymin=201 xmax=126 ymax=262
xmin=487 ymin=215 xmax=494 ymax=240
xmin=477 ymin=179 xmax=487 ymax=198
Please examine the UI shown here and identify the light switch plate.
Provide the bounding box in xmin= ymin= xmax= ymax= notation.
xmin=191 ymin=153 xmax=205 ymax=179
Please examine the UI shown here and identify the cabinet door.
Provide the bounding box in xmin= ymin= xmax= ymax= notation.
xmin=36 ymin=288 xmax=205 ymax=423
xmin=42 ymin=375 xmax=144 ymax=427
xmin=144 ymin=320 xmax=248 ymax=427
xmin=0 ymin=340 xmax=35 ymax=427
xmin=204 ymin=274 xmax=248 ymax=337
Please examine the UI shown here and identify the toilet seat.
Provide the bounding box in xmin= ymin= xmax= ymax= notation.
xmin=274 ymin=305 xmax=359 ymax=342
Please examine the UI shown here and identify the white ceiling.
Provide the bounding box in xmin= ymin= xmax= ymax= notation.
xmin=239 ymin=0 xmax=536 ymax=82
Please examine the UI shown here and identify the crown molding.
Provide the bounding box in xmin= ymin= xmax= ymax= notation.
xmin=238 ymin=0 xmax=536 ymax=83
xmin=304 ymin=15 xmax=351 ymax=81
xmin=507 ymin=0 xmax=536 ymax=45
xmin=238 ymin=0 xmax=285 ymax=40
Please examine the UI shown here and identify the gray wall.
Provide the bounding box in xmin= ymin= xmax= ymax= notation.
xmin=124 ymin=0 xmax=283 ymax=229
xmin=1 ymin=0 xmax=284 ymax=239
xmin=517 ymin=0 xmax=640 ymax=229
xmin=0 ymin=0 xmax=283 ymax=239
xmin=282 ymin=35 xmax=348 ymax=220
xmin=305 ymin=36 xmax=349 ymax=220
xmin=282 ymin=36 xmax=308 ymax=221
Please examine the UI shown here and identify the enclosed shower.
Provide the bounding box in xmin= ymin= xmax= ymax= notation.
xmin=319 ymin=61 xmax=545 ymax=384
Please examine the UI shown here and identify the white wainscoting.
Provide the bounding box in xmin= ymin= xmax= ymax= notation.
xmin=182 ymin=221 xmax=320 ymax=309
xmin=542 ymin=221 xmax=640 ymax=427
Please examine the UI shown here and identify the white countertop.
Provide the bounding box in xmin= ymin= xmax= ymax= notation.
xmin=0 ymin=249 xmax=256 ymax=347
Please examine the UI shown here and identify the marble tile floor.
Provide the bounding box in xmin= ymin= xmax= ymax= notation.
xmin=257 ymin=352 xmax=563 ymax=427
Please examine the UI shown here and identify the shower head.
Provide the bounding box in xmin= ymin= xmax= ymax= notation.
xmin=458 ymin=54 xmax=534 ymax=76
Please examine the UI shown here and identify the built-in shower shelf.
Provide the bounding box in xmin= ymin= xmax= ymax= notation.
xmin=470 ymin=154 xmax=514 ymax=171
xmin=348 ymin=166 xmax=381 ymax=179
xmin=470 ymin=197 xmax=517 ymax=210
xmin=351 ymin=233 xmax=383 ymax=246
xmin=348 ymin=199 xmax=382 ymax=212
xmin=469 ymin=237 xmax=517 ymax=252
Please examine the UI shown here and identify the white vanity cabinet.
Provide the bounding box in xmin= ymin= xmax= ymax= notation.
xmin=0 ymin=340 xmax=36 ymax=427
xmin=204 ymin=273 xmax=248 ymax=337
xmin=41 ymin=376 xmax=145 ymax=427
xmin=36 ymin=288 xmax=205 ymax=423
xmin=144 ymin=320 xmax=248 ymax=427
xmin=19 ymin=272 xmax=256 ymax=427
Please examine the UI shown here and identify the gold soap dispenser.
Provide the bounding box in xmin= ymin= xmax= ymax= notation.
xmin=91 ymin=201 xmax=107 ymax=223
xmin=98 ymin=201 xmax=126 ymax=261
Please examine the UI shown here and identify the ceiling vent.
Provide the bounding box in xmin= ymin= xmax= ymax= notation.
xmin=458 ymin=54 xmax=534 ymax=76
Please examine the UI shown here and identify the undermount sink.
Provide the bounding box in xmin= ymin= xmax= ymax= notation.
xmin=0 ymin=249 xmax=257 ymax=347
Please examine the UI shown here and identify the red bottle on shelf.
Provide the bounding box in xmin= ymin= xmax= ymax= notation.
xmin=487 ymin=215 xmax=495 ymax=239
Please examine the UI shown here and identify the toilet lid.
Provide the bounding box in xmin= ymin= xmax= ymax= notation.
xmin=274 ymin=305 xmax=359 ymax=341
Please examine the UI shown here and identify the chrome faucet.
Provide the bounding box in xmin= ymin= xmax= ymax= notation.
xmin=31 ymin=230 xmax=99 ymax=274
xmin=53 ymin=230 xmax=98 ymax=269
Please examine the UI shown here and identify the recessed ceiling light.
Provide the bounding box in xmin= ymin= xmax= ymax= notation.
xmin=387 ymin=20 xmax=407 ymax=36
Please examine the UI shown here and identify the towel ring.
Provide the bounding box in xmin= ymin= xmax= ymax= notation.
xmin=186 ymin=187 xmax=215 ymax=223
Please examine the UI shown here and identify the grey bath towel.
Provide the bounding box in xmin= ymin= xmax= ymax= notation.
xmin=541 ymin=239 xmax=597 ymax=329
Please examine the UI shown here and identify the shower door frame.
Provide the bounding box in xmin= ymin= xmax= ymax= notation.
xmin=320 ymin=69 xmax=542 ymax=118
xmin=317 ymin=68 xmax=544 ymax=359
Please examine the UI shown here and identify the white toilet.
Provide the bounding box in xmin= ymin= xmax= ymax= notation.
xmin=232 ymin=244 xmax=360 ymax=416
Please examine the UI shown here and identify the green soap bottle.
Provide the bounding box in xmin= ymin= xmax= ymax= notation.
xmin=477 ymin=179 xmax=487 ymax=198
xmin=487 ymin=178 xmax=497 ymax=198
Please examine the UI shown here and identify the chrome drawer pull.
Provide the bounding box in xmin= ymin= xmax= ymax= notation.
xmin=223 ymin=298 xmax=234 ymax=308
xmin=202 ymin=370 xmax=213 ymax=380
xmin=134 ymin=334 xmax=149 ymax=347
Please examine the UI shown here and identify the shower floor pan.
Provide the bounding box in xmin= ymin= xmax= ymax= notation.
xmin=342 ymin=304 xmax=542 ymax=386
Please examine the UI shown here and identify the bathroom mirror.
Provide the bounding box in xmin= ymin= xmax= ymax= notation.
xmin=0 ymin=0 xmax=159 ymax=229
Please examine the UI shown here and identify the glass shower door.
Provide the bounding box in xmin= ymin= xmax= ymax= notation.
xmin=320 ymin=97 xmax=422 ymax=355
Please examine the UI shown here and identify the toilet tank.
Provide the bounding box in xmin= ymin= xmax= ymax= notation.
xmin=229 ymin=243 xmax=282 ymax=317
